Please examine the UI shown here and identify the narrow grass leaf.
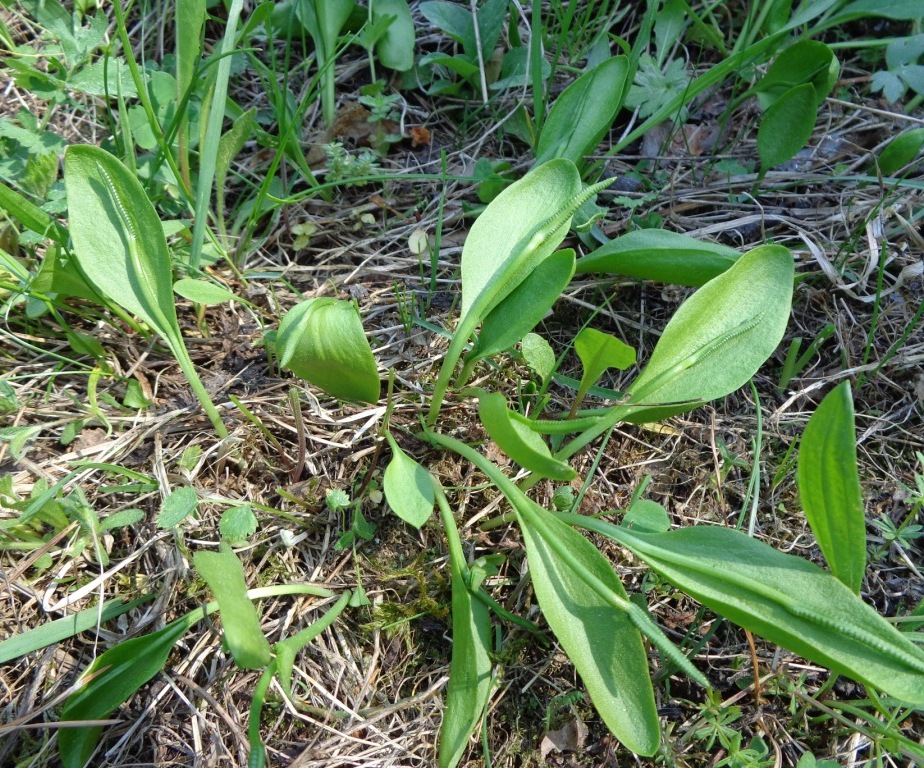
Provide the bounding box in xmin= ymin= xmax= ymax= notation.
xmin=587 ymin=521 xmax=924 ymax=704
xmin=468 ymin=248 xmax=575 ymax=363
xmin=574 ymin=229 xmax=741 ymax=287
xmin=623 ymin=244 xmax=793 ymax=423
xmin=517 ymin=503 xmax=659 ymax=756
xmin=383 ymin=432 xmax=435 ymax=529
xmin=0 ymin=180 xmax=68 ymax=243
xmin=798 ymin=381 xmax=866 ymax=593
xmin=194 ymin=547 xmax=272 ymax=669
xmin=536 ymin=56 xmax=630 ymax=166
xmin=276 ymin=298 xmax=380 ymax=403
xmin=0 ymin=596 xmax=152 ymax=664
xmin=58 ymin=618 xmax=189 ymax=768
xmin=477 ymin=391 xmax=576 ymax=481
xmin=757 ymin=84 xmax=817 ymax=172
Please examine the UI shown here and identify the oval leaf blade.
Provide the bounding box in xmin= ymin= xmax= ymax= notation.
xmin=64 ymin=145 xmax=179 ymax=338
xmin=624 ymin=244 xmax=794 ymax=423
xmin=575 ymin=327 xmax=636 ymax=402
xmin=798 ymin=381 xmax=866 ymax=593
xmin=276 ymin=298 xmax=380 ymax=403
xmin=478 ymin=391 xmax=576 ymax=481
xmin=598 ymin=523 xmax=924 ymax=705
xmin=758 ymin=83 xmax=817 ymax=172
xmin=517 ymin=503 xmax=659 ymax=756
xmin=383 ymin=433 xmax=435 ymax=529
xmin=194 ymin=547 xmax=272 ymax=669
xmin=536 ymin=56 xmax=630 ymax=165
xmin=574 ymin=229 xmax=741 ymax=287
xmin=173 ymin=277 xmax=241 ymax=306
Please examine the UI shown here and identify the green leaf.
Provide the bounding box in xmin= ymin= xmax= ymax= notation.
xmin=875 ymin=127 xmax=924 ymax=176
xmin=157 ymin=486 xmax=198 ymax=528
xmin=0 ymin=179 xmax=68 ymax=243
xmin=623 ymin=244 xmax=794 ymax=423
xmin=520 ymin=333 xmax=555 ymax=382
xmin=100 ymin=508 xmax=144 ymax=532
xmin=574 ymin=229 xmax=741 ymax=287
xmin=64 ymin=146 xmax=179 ymax=339
xmin=831 ymin=0 xmax=924 ymax=22
xmin=31 ymin=248 xmax=104 ymax=303
xmin=755 ymin=40 xmax=838 ymax=110
xmin=438 ymin=505 xmax=493 ymax=768
xmin=574 ymin=327 xmax=636 ymax=405
xmin=372 ymin=0 xmax=415 ymax=72
xmin=173 ymin=277 xmax=240 ymax=305
xmin=587 ymin=521 xmax=924 ymax=705
xmin=621 ymin=499 xmax=670 ymax=534
xmin=467 ymin=248 xmax=575 ymax=364
xmin=516 ymin=503 xmax=659 ymax=756
xmin=757 ymin=84 xmax=817 ymax=172
xmin=176 ymin=0 xmax=207 ymax=105
xmin=194 ymin=546 xmax=272 ymax=669
xmin=58 ymin=618 xmax=189 ymax=768
xmin=383 ymin=432 xmax=435 ymax=529
xmin=477 ymin=391 xmax=576 ymax=481
xmin=215 ymin=108 xmax=256 ymax=196
xmin=219 ymin=504 xmax=259 ymax=544
xmin=798 ymin=382 xmax=866 ymax=594
xmin=0 ymin=595 xmax=152 ymax=664
xmin=276 ymin=298 xmax=380 ymax=403
xmin=536 ymin=56 xmax=630 ymax=165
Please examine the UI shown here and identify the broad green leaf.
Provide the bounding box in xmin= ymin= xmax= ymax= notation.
xmin=586 ymin=521 xmax=924 ymax=705
xmin=157 ymin=486 xmax=199 ymax=528
xmin=520 ymin=333 xmax=555 ymax=382
xmin=517 ymin=503 xmax=659 ymax=756
xmin=623 ymin=244 xmax=793 ymax=423
xmin=798 ymin=381 xmax=866 ymax=594
xmin=173 ymin=277 xmax=240 ymax=305
xmin=574 ymin=229 xmax=741 ymax=287
xmin=0 ymin=181 xmax=67 ymax=243
xmin=372 ymin=0 xmax=415 ymax=72
xmin=420 ymin=2 xmax=474 ymax=50
xmin=64 ymin=145 xmax=179 ymax=342
xmin=757 ymin=84 xmax=817 ymax=172
xmin=383 ymin=432 xmax=435 ymax=529
xmin=276 ymin=298 xmax=380 ymax=403
xmin=219 ymin=504 xmax=259 ymax=544
xmin=875 ymin=128 xmax=924 ymax=175
xmin=296 ymin=0 xmax=355 ymax=58
xmin=621 ymin=499 xmax=670 ymax=534
xmin=467 ymin=248 xmax=575 ymax=364
xmin=460 ymin=159 xmax=583 ymax=320
xmin=830 ymin=0 xmax=924 ymax=22
xmin=0 ymin=595 xmax=151 ymax=664
xmin=755 ymin=40 xmax=838 ymax=110
xmin=31 ymin=248 xmax=103 ymax=303
xmin=477 ymin=391 xmax=576 ymax=481
xmin=194 ymin=546 xmax=272 ymax=669
xmin=536 ymin=56 xmax=630 ymax=165
xmin=58 ymin=618 xmax=189 ymax=768
xmin=574 ymin=327 xmax=636 ymax=407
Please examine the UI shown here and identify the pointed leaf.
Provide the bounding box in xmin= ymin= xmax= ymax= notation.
xmin=439 ymin=522 xmax=492 ymax=768
xmin=468 ymin=248 xmax=575 ymax=362
xmin=536 ymin=56 xmax=630 ymax=165
xmin=798 ymin=381 xmax=866 ymax=593
xmin=461 ymin=160 xmax=584 ymax=321
xmin=755 ymin=40 xmax=837 ymax=110
xmin=276 ymin=298 xmax=380 ymax=403
xmin=574 ymin=327 xmax=636 ymax=402
xmin=383 ymin=433 xmax=435 ymax=529
xmin=758 ymin=84 xmax=817 ymax=172
xmin=64 ymin=145 xmax=180 ymax=341
xmin=58 ymin=618 xmax=189 ymax=768
xmin=589 ymin=522 xmax=924 ymax=705
xmin=194 ymin=547 xmax=272 ymax=669
xmin=574 ymin=229 xmax=741 ymax=287
xmin=478 ymin=391 xmax=576 ymax=481
xmin=517 ymin=503 xmax=659 ymax=756
xmin=623 ymin=244 xmax=793 ymax=423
